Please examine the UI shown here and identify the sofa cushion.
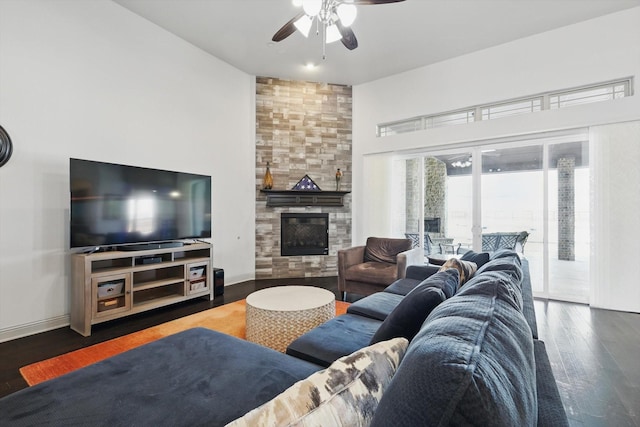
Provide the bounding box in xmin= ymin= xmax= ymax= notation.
xmin=405 ymin=264 xmax=441 ymax=281
xmin=227 ymin=337 xmax=409 ymax=427
xmin=438 ymin=258 xmax=477 ymax=288
xmin=460 ymin=250 xmax=490 ymax=268
xmin=363 ymin=237 xmax=412 ymax=264
xmin=345 ymin=261 xmax=397 ymax=285
xmin=383 ymin=277 xmax=422 ymax=296
xmin=472 ymin=255 xmax=535 ymax=338
xmin=0 ymin=328 xmax=323 ymax=427
xmin=347 ymin=292 xmax=405 ymax=321
xmin=476 ymin=257 xmax=523 ymax=293
xmin=286 ymin=314 xmax=383 ymax=367
xmin=490 ymin=248 xmax=522 ymax=264
xmin=370 ymin=271 xmax=458 ymax=344
xmin=371 ymin=270 xmax=537 ymax=427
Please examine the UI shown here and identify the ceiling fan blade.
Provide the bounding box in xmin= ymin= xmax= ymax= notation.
xmin=349 ymin=0 xmax=406 ymax=5
xmin=336 ymin=22 xmax=358 ymax=50
xmin=272 ymin=11 xmax=306 ymax=42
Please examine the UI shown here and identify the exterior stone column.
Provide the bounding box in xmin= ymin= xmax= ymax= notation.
xmin=405 ymin=157 xmax=447 ymax=237
xmin=405 ymin=158 xmax=421 ymax=233
xmin=425 ymin=157 xmax=447 ymax=237
xmin=558 ymin=157 xmax=575 ymax=261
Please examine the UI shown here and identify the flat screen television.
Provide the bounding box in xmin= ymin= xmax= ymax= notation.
xmin=70 ymin=158 xmax=211 ymax=249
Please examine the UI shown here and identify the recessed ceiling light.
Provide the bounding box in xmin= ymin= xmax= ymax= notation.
xmin=305 ymin=62 xmax=316 ymax=70
xmin=292 ymin=0 xmax=303 ymax=6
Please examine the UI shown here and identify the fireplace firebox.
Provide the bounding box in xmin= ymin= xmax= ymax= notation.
xmin=281 ymin=213 xmax=329 ymax=256
xmin=425 ymin=218 xmax=441 ymax=234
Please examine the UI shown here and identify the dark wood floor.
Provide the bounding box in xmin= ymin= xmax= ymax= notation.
xmin=0 ymin=276 xmax=338 ymax=399
xmin=1 ymin=277 xmax=639 ymax=427
xmin=534 ymin=299 xmax=640 ymax=427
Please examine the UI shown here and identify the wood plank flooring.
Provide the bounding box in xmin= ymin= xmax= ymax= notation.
xmin=534 ymin=299 xmax=640 ymax=426
xmin=0 ymin=277 xmax=338 ymax=399
xmin=1 ymin=277 xmax=639 ymax=427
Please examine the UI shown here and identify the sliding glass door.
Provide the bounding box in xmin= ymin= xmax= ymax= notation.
xmin=395 ymin=132 xmax=590 ymax=303
xmin=478 ymin=139 xmax=589 ymax=302
xmin=546 ymin=141 xmax=590 ymax=301
xmin=480 ymin=144 xmax=545 ymax=294
xmin=392 ymin=150 xmax=473 ymax=256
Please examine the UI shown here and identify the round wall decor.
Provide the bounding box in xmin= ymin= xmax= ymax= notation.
xmin=0 ymin=125 xmax=13 ymax=167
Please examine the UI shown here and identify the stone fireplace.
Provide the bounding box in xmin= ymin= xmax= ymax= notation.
xmin=255 ymin=77 xmax=352 ymax=279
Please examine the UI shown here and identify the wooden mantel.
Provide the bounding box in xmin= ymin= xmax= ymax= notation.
xmin=260 ymin=189 xmax=350 ymax=207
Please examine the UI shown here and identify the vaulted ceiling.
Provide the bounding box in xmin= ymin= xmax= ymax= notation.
xmin=113 ymin=0 xmax=640 ymax=85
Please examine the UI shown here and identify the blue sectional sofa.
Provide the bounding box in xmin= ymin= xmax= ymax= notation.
xmin=0 ymin=250 xmax=567 ymax=426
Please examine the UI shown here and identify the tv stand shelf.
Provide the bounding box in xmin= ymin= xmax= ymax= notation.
xmin=71 ymin=243 xmax=213 ymax=336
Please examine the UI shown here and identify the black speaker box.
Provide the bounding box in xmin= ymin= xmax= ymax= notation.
xmin=213 ymin=268 xmax=224 ymax=296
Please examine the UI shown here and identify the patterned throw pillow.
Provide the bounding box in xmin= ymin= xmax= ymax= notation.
xmin=439 ymin=258 xmax=477 ymax=288
xmin=225 ymin=337 xmax=409 ymax=427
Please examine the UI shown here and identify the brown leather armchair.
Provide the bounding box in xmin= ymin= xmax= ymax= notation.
xmin=337 ymin=237 xmax=423 ymax=300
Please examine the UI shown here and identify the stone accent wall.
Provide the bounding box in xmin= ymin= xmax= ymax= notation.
xmin=558 ymin=157 xmax=575 ymax=261
xmin=405 ymin=157 xmax=447 ymax=236
xmin=405 ymin=158 xmax=421 ymax=233
xmin=424 ymin=157 xmax=447 ymax=237
xmin=255 ymin=77 xmax=352 ymax=279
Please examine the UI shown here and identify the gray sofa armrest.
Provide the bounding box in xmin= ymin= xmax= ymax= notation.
xmin=534 ymin=340 xmax=569 ymax=426
xmin=396 ymin=247 xmax=423 ymax=279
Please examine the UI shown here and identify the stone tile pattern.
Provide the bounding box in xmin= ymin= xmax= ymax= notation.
xmin=558 ymin=157 xmax=575 ymax=261
xmin=424 ymin=158 xmax=447 ymax=237
xmin=255 ymin=77 xmax=352 ymax=279
xmin=405 ymin=157 xmax=447 ymax=237
xmin=405 ymin=158 xmax=421 ymax=234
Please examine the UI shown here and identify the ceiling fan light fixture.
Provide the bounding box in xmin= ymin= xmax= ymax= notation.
xmin=325 ymin=24 xmax=342 ymax=43
xmin=293 ymin=15 xmax=313 ymax=37
xmin=302 ymin=0 xmax=322 ymax=17
xmin=336 ymin=3 xmax=357 ymax=27
xmin=451 ymin=157 xmax=472 ymax=168
xmin=273 ymin=0 xmax=404 ymax=59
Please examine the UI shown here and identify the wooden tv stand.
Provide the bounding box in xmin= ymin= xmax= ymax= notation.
xmin=70 ymin=243 xmax=213 ymax=336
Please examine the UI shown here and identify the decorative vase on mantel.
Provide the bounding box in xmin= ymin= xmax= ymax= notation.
xmin=262 ymin=162 xmax=273 ymax=190
xmin=335 ymin=168 xmax=343 ymax=191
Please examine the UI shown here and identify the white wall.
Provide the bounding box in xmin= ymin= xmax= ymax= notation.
xmin=0 ymin=0 xmax=256 ymax=340
xmin=359 ymin=154 xmax=395 ymax=244
xmin=590 ymin=121 xmax=640 ymax=312
xmin=353 ymin=7 xmax=640 ymax=312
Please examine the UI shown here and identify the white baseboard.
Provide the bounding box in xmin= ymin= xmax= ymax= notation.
xmin=225 ymin=273 xmax=254 ymax=286
xmin=0 ymin=276 xmax=257 ymax=343
xmin=0 ymin=315 xmax=70 ymax=343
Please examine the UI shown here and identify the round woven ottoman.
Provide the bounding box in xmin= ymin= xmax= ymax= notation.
xmin=245 ymin=286 xmax=335 ymax=352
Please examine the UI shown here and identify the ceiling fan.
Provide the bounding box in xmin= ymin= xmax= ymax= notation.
xmin=447 ymin=150 xmax=502 ymax=168
xmin=272 ymin=0 xmax=406 ymax=58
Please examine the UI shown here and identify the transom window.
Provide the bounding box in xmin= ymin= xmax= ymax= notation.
xmin=377 ymin=78 xmax=633 ymax=137
xmin=549 ymin=81 xmax=630 ymax=109
xmin=481 ymin=98 xmax=542 ymax=121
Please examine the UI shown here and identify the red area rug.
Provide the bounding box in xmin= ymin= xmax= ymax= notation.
xmin=20 ymin=299 xmax=349 ymax=386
